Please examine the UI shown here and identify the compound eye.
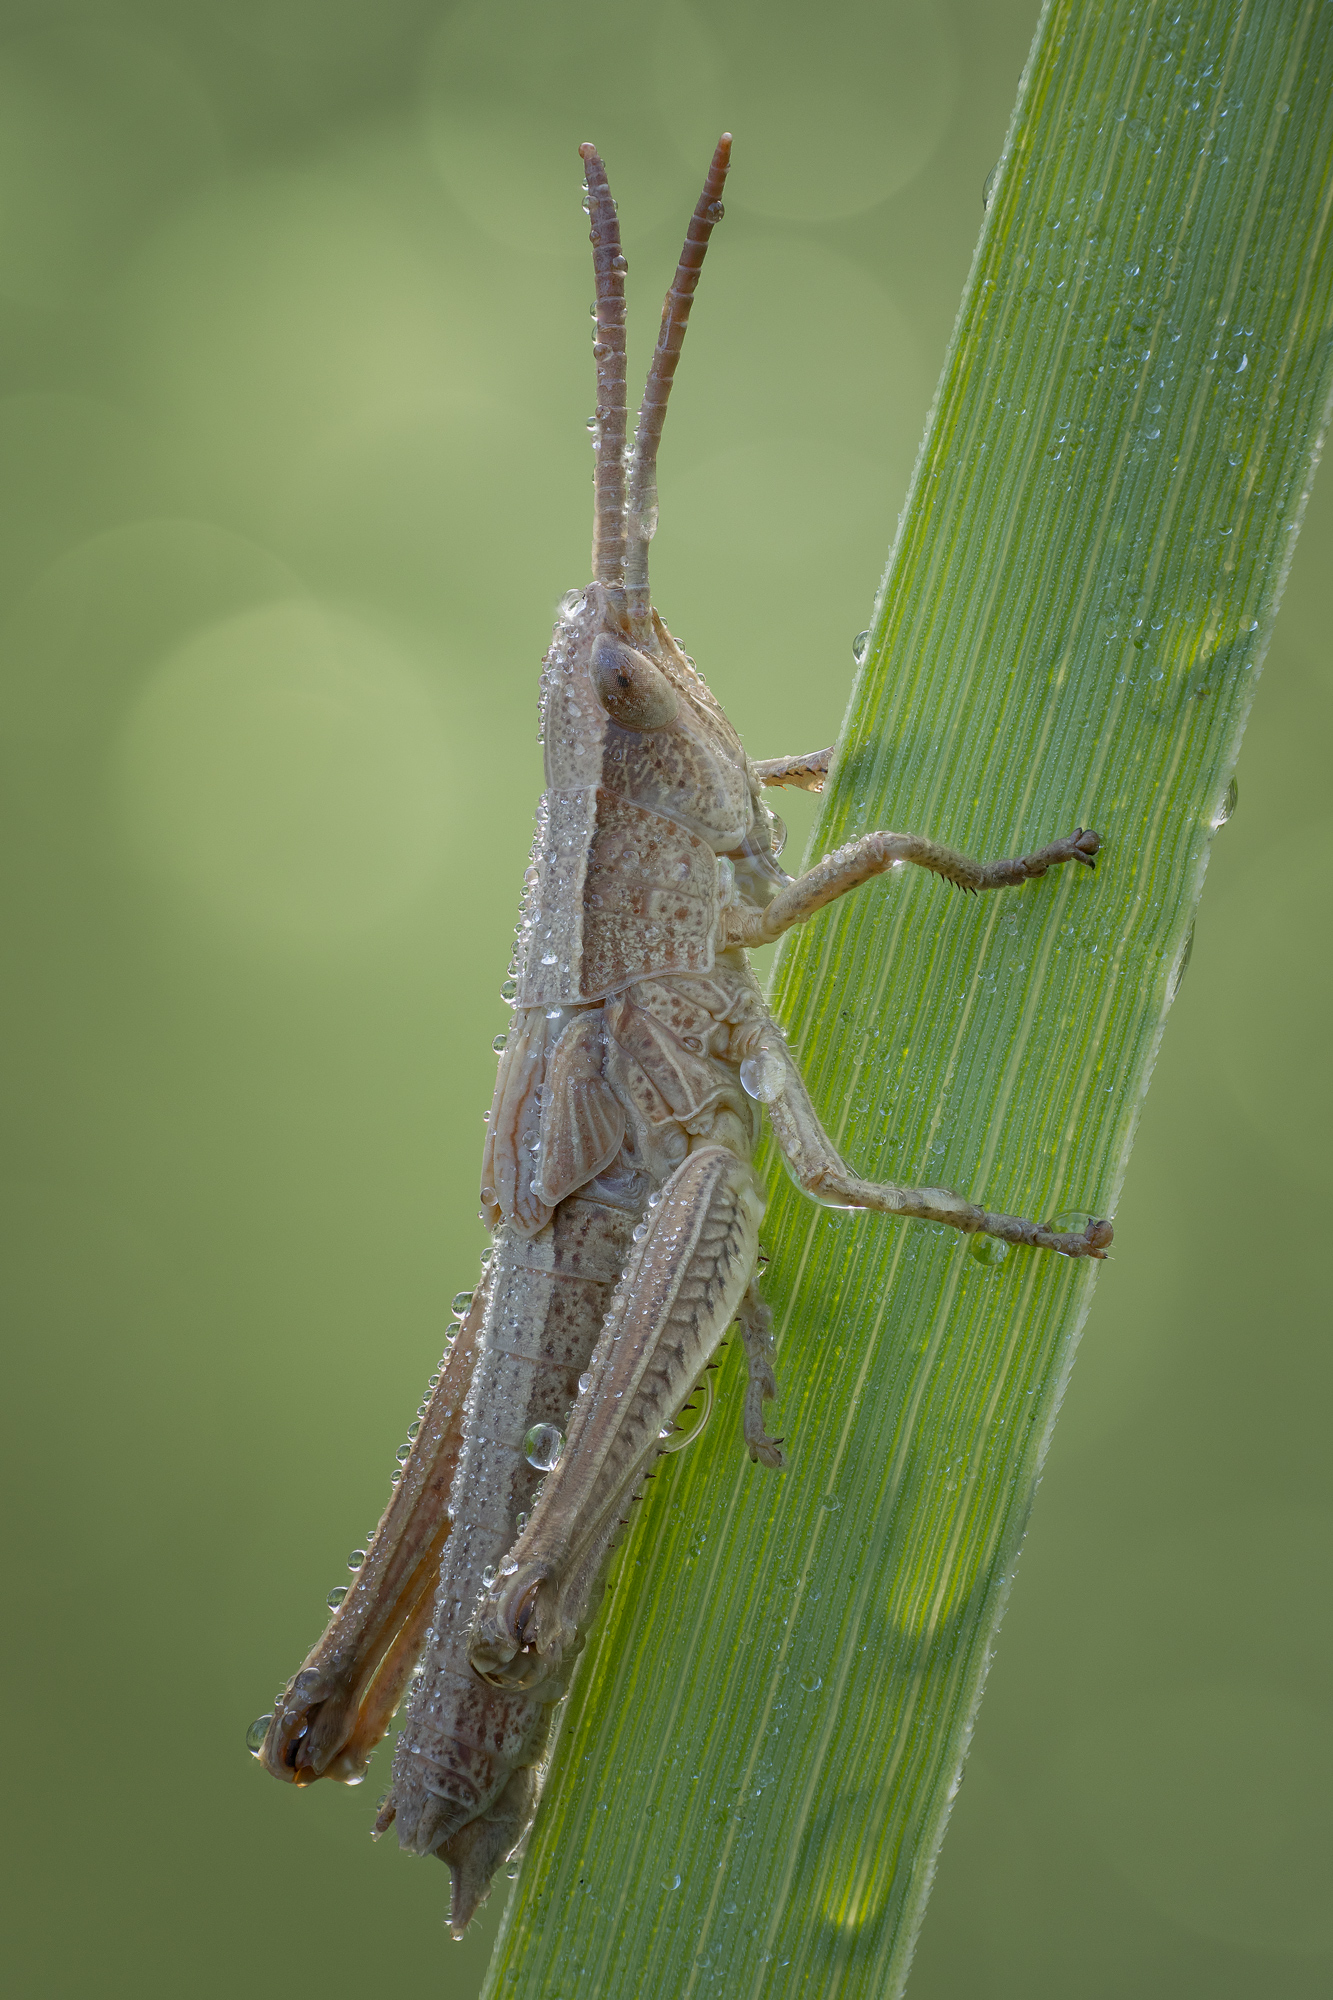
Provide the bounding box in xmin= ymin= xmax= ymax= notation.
xmin=589 ymin=634 xmax=680 ymax=731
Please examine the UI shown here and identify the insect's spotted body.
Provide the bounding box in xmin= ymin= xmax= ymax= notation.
xmin=255 ymin=135 xmax=1111 ymax=1938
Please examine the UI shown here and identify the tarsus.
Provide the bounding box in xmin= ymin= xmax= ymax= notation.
xmin=626 ymin=135 xmax=732 ymax=620
xmin=580 ymin=143 xmax=629 ymax=592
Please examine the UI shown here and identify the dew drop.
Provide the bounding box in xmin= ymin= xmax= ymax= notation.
xmin=1212 ymin=775 xmax=1238 ymax=828
xmin=327 ymin=1584 xmax=349 ymax=1609
xmin=798 ymin=1671 xmax=823 ymax=1693
xmin=663 ymin=1872 xmax=682 ymax=1891
xmin=451 ymin=1291 xmax=474 ymax=1316
xmin=739 ymin=1046 xmax=786 ymax=1103
xmin=659 ymin=1370 xmax=714 ymax=1452
xmin=982 ymin=163 xmax=1000 ymax=211
xmin=969 ymin=1235 xmax=1010 ymax=1268
xmin=1170 ymin=922 xmax=1194 ymax=1001
xmin=851 ymin=629 xmax=870 ymax=663
xmin=1050 ymin=1207 xmax=1094 ymax=1236
xmin=524 ymin=1423 xmax=565 ymax=1471
xmin=246 ymin=1714 xmax=273 ymax=1755
xmin=347 ymin=1549 xmax=366 ymax=1571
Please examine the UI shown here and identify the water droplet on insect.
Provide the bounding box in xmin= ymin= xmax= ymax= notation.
xmin=524 ymin=1423 xmax=565 ymax=1471
xmin=492 ymin=1032 xmax=509 ymax=1053
xmin=659 ymin=1370 xmax=714 ymax=1452
xmin=969 ymin=1235 xmax=1010 ymax=1268
xmin=767 ymin=811 xmax=788 ymax=859
xmin=541 ymin=951 xmax=558 ymax=965
xmin=578 ymin=1371 xmax=594 ymax=1395
xmin=851 ymin=630 xmax=870 ymax=663
xmin=740 ymin=1046 xmax=786 ymax=1103
xmin=451 ymin=1291 xmax=474 ymax=1316
xmin=632 ymin=1224 xmax=648 ymax=1242
xmin=706 ymin=198 xmax=725 ymax=221
xmin=327 ymin=1584 xmax=349 ymax=1609
xmin=407 ymin=1419 xmax=421 ymax=1440
xmin=246 ymin=1714 xmax=273 ymax=1755
xmin=515 ymin=1510 xmax=528 ymax=1532
xmin=481 ymin=1565 xmax=498 ymax=1588
xmin=500 ymin=977 xmax=518 ymax=1002
xmin=1050 ymin=1207 xmax=1094 ymax=1236
xmin=348 ymin=1549 xmax=366 ymax=1571
xmin=1212 ymin=775 xmax=1238 ymax=827
xmin=395 ymin=1443 xmax=411 ymax=1464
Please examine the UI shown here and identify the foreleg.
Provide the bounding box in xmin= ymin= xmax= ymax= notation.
xmin=752 ymin=747 xmax=832 ymax=792
xmin=759 ymin=1038 xmax=1111 ymax=1258
xmin=725 ymin=825 xmax=1099 ymax=948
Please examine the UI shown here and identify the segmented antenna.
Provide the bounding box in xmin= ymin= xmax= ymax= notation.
xmin=625 ymin=134 xmax=732 ymax=619
xmin=580 ymin=143 xmax=628 ymax=593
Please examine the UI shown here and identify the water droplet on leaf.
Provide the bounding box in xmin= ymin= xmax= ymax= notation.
xmin=969 ymin=1235 xmax=1010 ymax=1268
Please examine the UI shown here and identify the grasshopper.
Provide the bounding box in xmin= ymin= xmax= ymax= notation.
xmin=251 ymin=135 xmax=1110 ymax=1938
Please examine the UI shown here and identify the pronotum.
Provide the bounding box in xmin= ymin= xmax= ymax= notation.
xmin=251 ymin=135 xmax=1111 ymax=1939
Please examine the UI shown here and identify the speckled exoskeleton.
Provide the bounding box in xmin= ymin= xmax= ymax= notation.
xmin=253 ymin=136 xmax=1110 ymax=1937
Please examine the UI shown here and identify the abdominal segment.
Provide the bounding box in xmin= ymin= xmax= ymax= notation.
xmin=382 ymin=965 xmax=769 ymax=1927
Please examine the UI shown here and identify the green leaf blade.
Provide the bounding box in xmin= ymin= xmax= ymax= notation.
xmin=485 ymin=4 xmax=1333 ymax=1995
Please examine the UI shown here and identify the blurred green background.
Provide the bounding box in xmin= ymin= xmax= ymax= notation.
xmin=1 ymin=3 xmax=1329 ymax=1996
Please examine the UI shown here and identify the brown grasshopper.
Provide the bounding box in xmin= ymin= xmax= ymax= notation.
xmin=251 ymin=134 xmax=1110 ymax=1938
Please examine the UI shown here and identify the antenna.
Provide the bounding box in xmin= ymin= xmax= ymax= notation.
xmin=579 ymin=143 xmax=628 ymax=593
xmin=625 ymin=134 xmax=732 ymax=620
